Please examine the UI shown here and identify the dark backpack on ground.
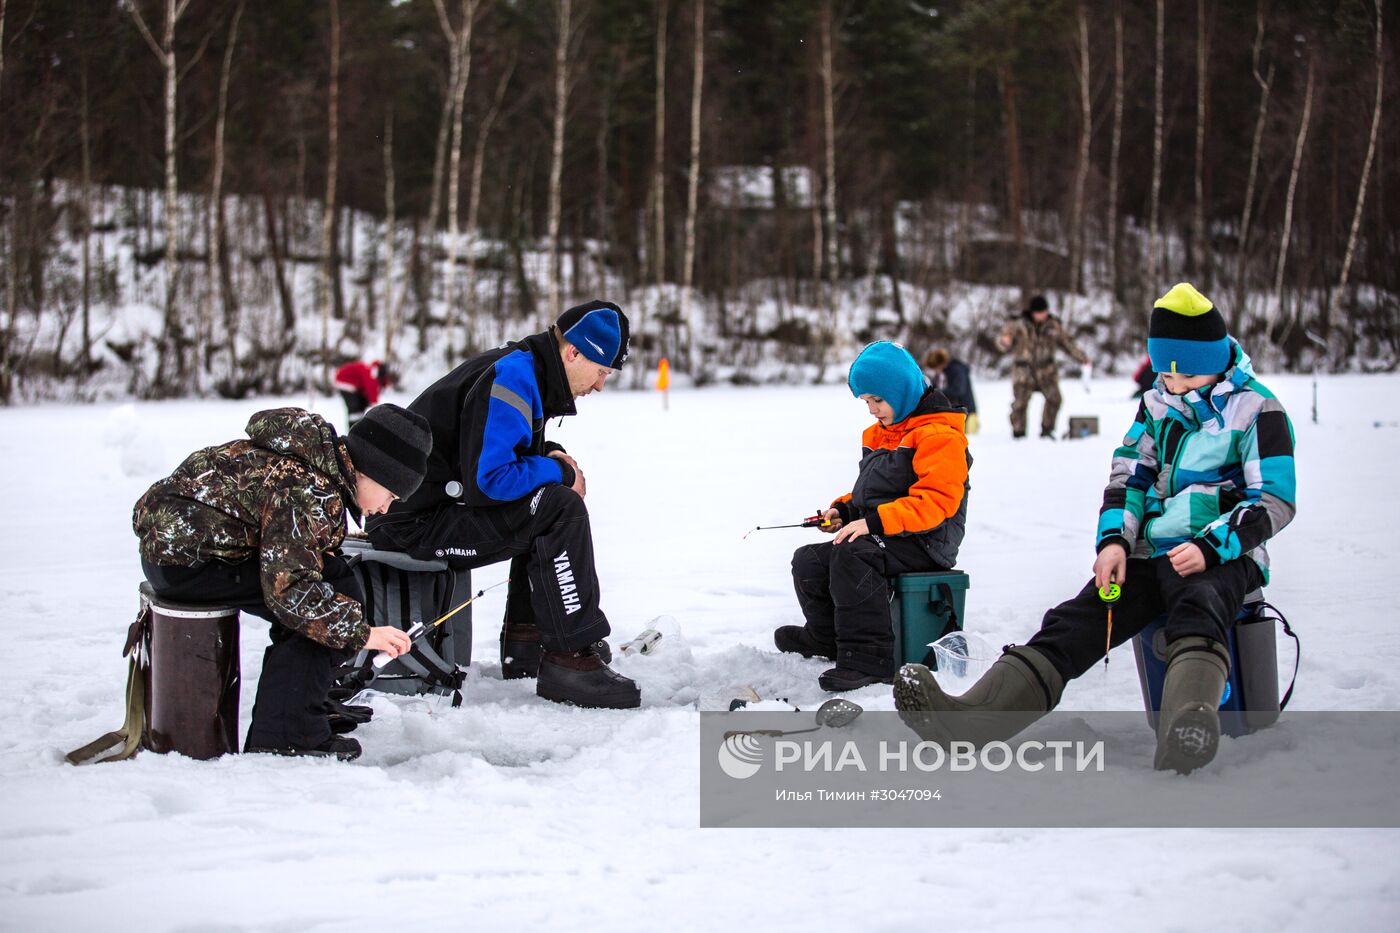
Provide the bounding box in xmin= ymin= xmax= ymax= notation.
xmin=335 ymin=537 xmax=471 ymax=705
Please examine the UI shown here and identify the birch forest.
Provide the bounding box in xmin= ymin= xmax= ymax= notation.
xmin=0 ymin=0 xmax=1393 ymax=401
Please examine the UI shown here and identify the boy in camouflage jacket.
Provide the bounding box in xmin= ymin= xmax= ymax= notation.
xmin=134 ymin=405 xmax=431 ymax=760
xmin=897 ymin=284 xmax=1296 ymax=774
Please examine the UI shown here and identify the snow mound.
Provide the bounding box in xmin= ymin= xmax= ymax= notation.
xmin=101 ymin=404 xmax=168 ymax=478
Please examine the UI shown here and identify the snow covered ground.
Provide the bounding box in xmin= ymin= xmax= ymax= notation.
xmin=1 ymin=370 xmax=1397 ymax=931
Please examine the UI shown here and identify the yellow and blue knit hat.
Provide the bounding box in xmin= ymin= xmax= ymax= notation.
xmin=1147 ymin=283 xmax=1230 ymax=375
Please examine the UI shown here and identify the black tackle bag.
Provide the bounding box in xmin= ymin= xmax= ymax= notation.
xmin=335 ymin=536 xmax=471 ymax=705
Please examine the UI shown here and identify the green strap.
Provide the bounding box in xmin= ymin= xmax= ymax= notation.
xmin=66 ymin=602 xmax=151 ymax=766
xmin=65 ymin=656 xmax=146 ymax=765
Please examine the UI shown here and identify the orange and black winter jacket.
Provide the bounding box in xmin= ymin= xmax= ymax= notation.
xmin=832 ymin=388 xmax=971 ymax=568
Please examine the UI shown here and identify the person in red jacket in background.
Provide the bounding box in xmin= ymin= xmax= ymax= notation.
xmin=1131 ymin=355 xmax=1157 ymax=399
xmin=334 ymin=360 xmax=396 ymax=426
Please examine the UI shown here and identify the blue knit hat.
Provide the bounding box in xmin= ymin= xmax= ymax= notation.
xmin=1147 ymin=283 xmax=1231 ymax=375
xmin=848 ymin=341 xmax=927 ymax=423
xmin=557 ymin=300 xmax=630 ymax=369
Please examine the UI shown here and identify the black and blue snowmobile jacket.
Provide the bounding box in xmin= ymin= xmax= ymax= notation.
xmin=377 ymin=329 xmax=577 ymax=522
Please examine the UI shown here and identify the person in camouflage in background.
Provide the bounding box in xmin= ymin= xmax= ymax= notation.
xmin=997 ymin=294 xmax=1092 ymax=439
xmin=133 ymin=405 xmax=431 ymax=761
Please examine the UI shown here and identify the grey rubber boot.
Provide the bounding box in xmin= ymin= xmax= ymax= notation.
xmin=892 ymin=646 xmax=1065 ymax=746
xmin=1154 ymin=636 xmax=1231 ymax=774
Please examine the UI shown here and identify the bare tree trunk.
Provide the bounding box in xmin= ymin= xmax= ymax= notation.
xmin=262 ymin=190 xmax=296 ymax=333
xmin=1327 ymin=0 xmax=1383 ymax=355
xmin=128 ymin=0 xmax=193 ymax=392
xmin=420 ymin=26 xmax=461 ymax=351
xmin=211 ymin=0 xmax=243 ymax=384
xmin=878 ymin=156 xmax=904 ymax=323
xmin=997 ymin=64 xmax=1027 ymax=291
xmin=956 ymin=66 xmax=976 ymax=281
xmin=1069 ymin=0 xmax=1090 ymax=294
xmin=382 ymin=105 xmax=399 ymax=365
xmin=1234 ymin=2 xmax=1273 ymax=324
xmin=679 ymin=0 xmax=704 ymax=376
xmin=820 ymin=0 xmax=839 ymax=293
xmin=3 ymin=204 xmax=18 ymax=404
xmin=436 ymin=0 xmax=478 ymax=358
xmin=0 ymin=0 xmax=7 ymax=102
xmin=651 ymin=0 xmax=668 ymax=285
xmin=79 ymin=33 xmax=92 ymax=373
xmin=1147 ymin=0 xmax=1164 ymax=285
xmin=1269 ymin=55 xmax=1315 ymax=330
xmin=320 ymin=0 xmax=341 ymax=391
xmin=1106 ymin=2 xmax=1123 ymax=299
xmin=410 ymin=218 xmax=429 ymax=341
xmin=464 ymin=57 xmax=514 ymax=352
xmin=1192 ymin=0 xmax=1210 ymax=281
xmin=546 ymin=0 xmax=572 ymax=322
xmin=595 ymin=65 xmax=614 ymax=293
xmin=161 ymin=1 xmax=185 ymax=383
xmin=510 ymin=161 xmax=536 ymax=319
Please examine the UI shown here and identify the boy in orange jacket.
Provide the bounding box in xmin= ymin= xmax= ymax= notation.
xmin=775 ymin=341 xmax=972 ymax=691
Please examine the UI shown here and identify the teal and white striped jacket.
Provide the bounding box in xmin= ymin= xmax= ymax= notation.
xmin=1096 ymin=342 xmax=1295 ymax=581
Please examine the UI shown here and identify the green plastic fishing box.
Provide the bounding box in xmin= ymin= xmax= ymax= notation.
xmin=891 ymin=570 xmax=969 ymax=667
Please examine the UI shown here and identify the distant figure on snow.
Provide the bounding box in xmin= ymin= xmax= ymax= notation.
xmin=922 ymin=347 xmax=979 ymax=434
xmin=334 ymin=359 xmax=396 ymax=427
xmin=997 ymin=294 xmax=1091 ymax=439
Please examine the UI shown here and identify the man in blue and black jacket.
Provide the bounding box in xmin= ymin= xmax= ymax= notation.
xmin=368 ymin=300 xmax=639 ymax=709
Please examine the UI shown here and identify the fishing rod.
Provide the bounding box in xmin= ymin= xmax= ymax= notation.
xmin=1099 ymin=581 xmax=1121 ymax=671
xmin=373 ymin=578 xmax=510 ymax=669
xmin=742 ymin=513 xmax=833 ymax=540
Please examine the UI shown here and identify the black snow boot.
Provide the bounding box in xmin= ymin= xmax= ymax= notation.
xmin=501 ymin=620 xmax=544 ymax=679
xmin=893 ymin=645 xmax=1064 ymax=746
xmin=774 ymin=625 xmax=837 ymax=661
xmin=245 ymin=735 xmax=362 ymax=762
xmin=537 ymin=647 xmax=640 ymax=709
xmin=818 ymin=667 xmax=893 ymax=692
xmin=1154 ymin=636 xmax=1231 ymax=774
xmin=503 ymin=622 xmax=611 ymax=678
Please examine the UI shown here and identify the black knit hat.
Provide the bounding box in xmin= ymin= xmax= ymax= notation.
xmin=346 ymin=403 xmax=432 ymax=500
xmin=557 ymin=299 xmax=630 ymax=369
xmin=1028 ymin=295 xmax=1049 ymax=312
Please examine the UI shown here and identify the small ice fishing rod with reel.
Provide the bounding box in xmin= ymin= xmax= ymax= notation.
xmin=743 ymin=512 xmax=834 ymax=540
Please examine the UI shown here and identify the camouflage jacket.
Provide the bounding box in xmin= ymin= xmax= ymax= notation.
xmin=999 ymin=312 xmax=1089 ymax=370
xmin=133 ymin=408 xmax=368 ymax=650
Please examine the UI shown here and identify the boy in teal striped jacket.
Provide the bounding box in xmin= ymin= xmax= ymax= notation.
xmin=895 ymin=283 xmax=1296 ymax=773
